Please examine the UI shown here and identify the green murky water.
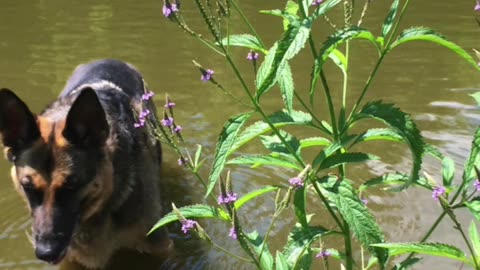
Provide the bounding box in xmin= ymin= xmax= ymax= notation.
xmin=0 ymin=1 xmax=479 ymax=269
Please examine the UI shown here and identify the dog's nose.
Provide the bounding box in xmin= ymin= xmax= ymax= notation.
xmin=35 ymin=241 xmax=66 ymax=264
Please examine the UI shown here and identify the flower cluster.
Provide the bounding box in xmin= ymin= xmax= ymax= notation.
xmin=228 ymin=227 xmax=237 ymax=240
xmin=181 ymin=219 xmax=197 ymax=234
xmin=178 ymin=157 xmax=188 ymax=166
xmin=311 ymin=0 xmax=323 ymax=6
xmin=163 ymin=1 xmax=179 ymax=18
xmin=218 ymin=192 xmax=238 ymax=204
xmin=315 ymin=250 xmax=331 ymax=259
xmin=475 ymin=1 xmax=480 ymax=11
xmin=288 ymin=176 xmax=304 ymax=188
xmin=246 ymin=51 xmax=259 ymax=61
xmin=432 ymin=186 xmax=446 ymax=201
xmin=474 ymin=179 xmax=480 ymax=192
xmin=142 ymin=91 xmax=155 ymax=101
xmin=201 ymin=69 xmax=215 ymax=81
xmin=161 ymin=117 xmax=174 ymax=127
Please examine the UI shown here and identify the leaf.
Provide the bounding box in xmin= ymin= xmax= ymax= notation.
xmin=149 ymin=204 xmax=227 ymax=234
xmin=260 ymin=130 xmax=301 ymax=156
xmin=310 ymin=0 xmax=341 ymax=20
xmin=275 ymin=251 xmax=290 ymax=270
xmin=319 ymin=152 xmax=379 ymax=170
xmin=228 ymin=110 xmax=313 ymax=155
xmin=390 ymin=27 xmax=480 ymax=70
xmin=256 ymin=18 xmax=311 ymax=98
xmin=466 ymin=200 xmax=480 ymax=222
xmin=283 ymin=1 xmax=299 ymax=30
xmin=294 ymin=187 xmax=308 ymax=228
xmin=227 ymin=154 xmax=302 ymax=170
xmin=392 ymin=257 xmax=422 ymax=270
xmin=283 ymin=223 xmax=328 ymax=269
xmin=245 ymin=231 xmax=274 ymax=270
xmin=324 ymin=179 xmax=389 ymax=266
xmin=351 ymin=128 xmax=404 ymax=146
xmin=381 ymin=0 xmax=400 ymax=38
xmin=469 ymin=221 xmax=480 ymax=258
xmin=328 ymin=49 xmax=348 ymax=75
xmin=312 ymin=142 xmax=342 ymax=169
xmin=234 ymin=186 xmax=280 ymax=210
xmin=352 ymin=101 xmax=425 ymax=188
xmin=219 ymin=34 xmax=267 ymax=53
xmin=371 ymin=242 xmax=468 ymax=263
xmin=206 ymin=113 xmax=252 ymax=197
xmin=442 ymin=157 xmax=455 ymax=187
xmin=300 ymin=136 xmax=331 ymax=149
xmin=194 ymin=144 xmax=203 ymax=169
xmin=278 ymin=62 xmax=294 ymax=114
xmin=310 ymin=27 xmax=379 ymax=103
xmin=464 ymin=127 xmax=480 ymax=183
xmin=359 ymin=173 xmax=430 ymax=192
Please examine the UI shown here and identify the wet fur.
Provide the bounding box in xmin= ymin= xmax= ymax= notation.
xmin=0 ymin=59 xmax=171 ymax=268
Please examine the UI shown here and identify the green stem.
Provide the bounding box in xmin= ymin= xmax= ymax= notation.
xmin=258 ymin=211 xmax=281 ymax=264
xmin=211 ymin=240 xmax=255 ymax=263
xmin=312 ymin=180 xmax=344 ymax=231
xmin=293 ymin=91 xmax=331 ymax=134
xmin=447 ymin=209 xmax=480 ymax=269
xmin=343 ymin=221 xmax=353 ymax=270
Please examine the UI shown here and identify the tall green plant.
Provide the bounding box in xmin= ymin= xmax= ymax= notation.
xmin=148 ymin=0 xmax=480 ymax=269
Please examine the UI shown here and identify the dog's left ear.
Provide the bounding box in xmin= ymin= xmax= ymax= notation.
xmin=63 ymin=88 xmax=109 ymax=148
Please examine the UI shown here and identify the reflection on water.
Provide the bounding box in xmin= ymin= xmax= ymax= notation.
xmin=0 ymin=0 xmax=479 ymax=269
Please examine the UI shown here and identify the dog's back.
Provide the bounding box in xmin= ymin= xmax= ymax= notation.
xmin=0 ymin=59 xmax=170 ymax=269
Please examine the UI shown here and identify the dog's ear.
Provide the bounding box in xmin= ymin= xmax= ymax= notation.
xmin=63 ymin=88 xmax=109 ymax=147
xmin=0 ymin=88 xmax=40 ymax=151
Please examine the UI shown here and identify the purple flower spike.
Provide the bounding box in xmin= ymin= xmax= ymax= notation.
xmin=246 ymin=51 xmax=259 ymax=61
xmin=475 ymin=1 xmax=480 ymax=11
xmin=174 ymin=126 xmax=182 ymax=133
xmin=432 ymin=186 xmax=446 ymax=201
xmin=178 ymin=157 xmax=188 ymax=166
xmin=165 ymin=101 xmax=176 ymax=109
xmin=218 ymin=192 xmax=238 ymax=205
xmin=139 ymin=109 xmax=151 ymax=118
xmin=134 ymin=118 xmax=146 ymax=128
xmin=181 ymin=219 xmax=197 ymax=234
xmin=288 ymin=177 xmax=304 ymax=188
xmin=474 ymin=180 xmax=480 ymax=192
xmin=162 ymin=1 xmax=179 ymax=18
xmin=142 ymin=91 xmax=155 ymax=100
xmin=315 ymin=250 xmax=331 ymax=259
xmin=312 ymin=0 xmax=323 ymax=6
xmin=228 ymin=227 xmax=237 ymax=240
xmin=161 ymin=117 xmax=174 ymax=127
xmin=201 ymin=69 xmax=214 ymax=81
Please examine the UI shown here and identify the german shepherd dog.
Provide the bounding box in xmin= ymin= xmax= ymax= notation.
xmin=0 ymin=59 xmax=172 ymax=268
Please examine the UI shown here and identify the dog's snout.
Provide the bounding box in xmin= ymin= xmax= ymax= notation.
xmin=34 ymin=235 xmax=67 ymax=264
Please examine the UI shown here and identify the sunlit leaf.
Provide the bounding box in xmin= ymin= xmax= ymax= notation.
xmin=278 ymin=63 xmax=294 ymax=114
xmin=246 ymin=231 xmax=275 ymax=270
xmin=219 ymin=34 xmax=267 ymax=53
xmin=234 ymin=186 xmax=280 ymax=210
xmin=469 ymin=221 xmax=480 ymax=259
xmin=283 ymin=223 xmax=329 ymax=269
xmin=381 ymin=0 xmax=400 ymax=38
xmin=227 ymin=154 xmax=302 ymax=170
xmin=442 ymin=157 xmax=455 ymax=187
xmin=371 ymin=242 xmax=468 ymax=263
xmin=300 ymin=136 xmax=331 ymax=149
xmin=319 ymin=152 xmax=379 ymax=170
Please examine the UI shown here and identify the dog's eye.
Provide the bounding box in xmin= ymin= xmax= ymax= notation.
xmin=20 ymin=176 xmax=43 ymax=207
xmin=20 ymin=176 xmax=34 ymax=189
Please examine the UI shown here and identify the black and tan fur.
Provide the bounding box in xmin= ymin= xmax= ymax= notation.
xmin=0 ymin=59 xmax=171 ymax=268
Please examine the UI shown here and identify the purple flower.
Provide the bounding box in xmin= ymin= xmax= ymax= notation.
xmin=161 ymin=117 xmax=174 ymax=127
xmin=134 ymin=118 xmax=146 ymax=128
xmin=181 ymin=219 xmax=197 ymax=234
xmin=139 ymin=109 xmax=151 ymax=118
xmin=178 ymin=157 xmax=188 ymax=166
xmin=165 ymin=101 xmax=176 ymax=109
xmin=174 ymin=125 xmax=182 ymax=133
xmin=289 ymin=176 xmax=304 ymax=188
xmin=315 ymin=250 xmax=331 ymax=259
xmin=474 ymin=180 xmax=480 ymax=192
xmin=228 ymin=227 xmax=237 ymax=240
xmin=246 ymin=51 xmax=259 ymax=61
xmin=162 ymin=2 xmax=179 ymax=18
xmin=475 ymin=1 xmax=480 ymax=11
xmin=218 ymin=192 xmax=238 ymax=204
xmin=311 ymin=0 xmax=323 ymax=6
xmin=432 ymin=186 xmax=446 ymax=201
xmin=201 ymin=69 xmax=214 ymax=81
xmin=142 ymin=91 xmax=155 ymax=100
xmin=361 ymin=198 xmax=368 ymax=205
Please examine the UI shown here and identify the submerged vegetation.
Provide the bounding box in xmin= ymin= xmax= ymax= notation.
xmin=144 ymin=0 xmax=480 ymax=269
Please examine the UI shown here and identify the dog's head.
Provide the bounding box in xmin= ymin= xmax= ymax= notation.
xmin=0 ymin=88 xmax=114 ymax=264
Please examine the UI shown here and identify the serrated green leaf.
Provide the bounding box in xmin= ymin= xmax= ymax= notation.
xmin=312 ymin=142 xmax=342 ymax=169
xmin=149 ymin=204 xmax=227 ymax=234
xmin=227 ymin=154 xmax=302 ymax=170
xmin=276 ymin=251 xmax=290 ymax=270
xmin=294 ymin=187 xmax=307 ymax=228
xmin=319 ymin=152 xmax=379 ymax=170
xmin=352 ymin=101 xmax=425 ymax=188
xmin=283 ymin=1 xmax=299 ymax=30
xmin=283 ymin=224 xmax=329 ymax=269
xmin=352 ymin=128 xmax=404 ymax=146
xmin=464 ymin=127 xmax=480 ymax=183
xmin=310 ymin=0 xmax=341 ymax=20
xmin=310 ymin=26 xmax=379 ymax=104
xmin=219 ymin=34 xmax=267 ymax=53
xmin=467 ymin=200 xmax=480 ymax=221
xmin=469 ymin=221 xmax=480 ymax=258
xmin=325 ymin=179 xmax=388 ymax=266
xmin=381 ymin=0 xmax=400 ymax=38
xmin=328 ymin=49 xmax=348 ymax=75
xmin=228 ymin=110 xmax=313 ymax=155
xmin=278 ymin=62 xmax=294 ymax=114
xmin=390 ymin=27 xmax=480 ymax=70
xmin=234 ymin=186 xmax=280 ymax=210
xmin=194 ymin=144 xmax=203 ymax=168
xmin=371 ymin=242 xmax=468 ymax=263
xmin=246 ymin=231 xmax=275 ymax=270
xmin=206 ymin=113 xmax=252 ymax=197
xmin=442 ymin=157 xmax=455 ymax=187
xmin=260 ymin=130 xmax=301 ymax=156
xmin=359 ymin=173 xmax=430 ymax=192
xmin=299 ymin=136 xmax=331 ymax=149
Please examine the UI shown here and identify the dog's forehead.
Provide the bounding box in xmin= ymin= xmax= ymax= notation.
xmin=37 ymin=116 xmax=68 ymax=148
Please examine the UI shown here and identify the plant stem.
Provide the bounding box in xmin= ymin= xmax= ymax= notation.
xmin=228 ymin=0 xmax=266 ymax=49
xmin=211 ymin=240 xmax=255 ymax=263
xmin=343 ymin=221 xmax=353 ymax=270
xmin=312 ymin=180 xmax=344 ymax=231
xmin=446 ymin=208 xmax=480 ymax=269
xmin=258 ymin=210 xmax=281 ymax=264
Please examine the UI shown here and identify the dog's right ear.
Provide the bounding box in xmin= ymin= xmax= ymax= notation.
xmin=0 ymin=89 xmax=40 ymax=152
